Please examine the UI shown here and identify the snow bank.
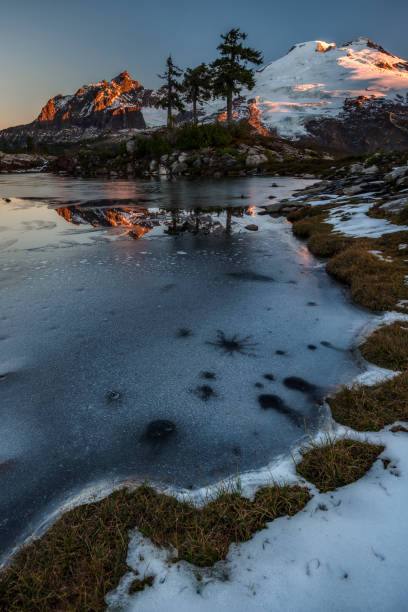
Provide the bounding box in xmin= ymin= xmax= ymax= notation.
xmin=106 ymin=427 xmax=408 ymax=612
xmin=328 ymin=199 xmax=408 ymax=237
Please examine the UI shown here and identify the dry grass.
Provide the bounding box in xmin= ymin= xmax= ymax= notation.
xmin=291 ymin=208 xmax=356 ymax=258
xmin=291 ymin=207 xmax=408 ymax=312
xmin=128 ymin=575 xmax=154 ymax=594
xmin=326 ymin=247 xmax=407 ymax=311
xmin=296 ymin=436 xmax=384 ymax=492
xmin=329 ymin=372 xmax=408 ymax=431
xmin=0 ymin=483 xmax=310 ymax=611
xmin=359 ymin=321 xmax=408 ymax=370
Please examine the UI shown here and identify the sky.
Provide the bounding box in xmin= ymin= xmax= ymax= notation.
xmin=0 ymin=0 xmax=407 ymax=129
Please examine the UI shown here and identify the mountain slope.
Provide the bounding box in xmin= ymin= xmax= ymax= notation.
xmin=242 ymin=37 xmax=408 ymax=138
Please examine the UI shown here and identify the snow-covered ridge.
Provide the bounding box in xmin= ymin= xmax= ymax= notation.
xmin=230 ymin=36 xmax=408 ymax=138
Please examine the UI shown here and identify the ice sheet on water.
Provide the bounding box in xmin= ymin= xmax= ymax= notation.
xmin=0 ymin=175 xmax=374 ymax=556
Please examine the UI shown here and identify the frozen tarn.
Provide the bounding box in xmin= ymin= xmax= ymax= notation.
xmin=0 ymin=174 xmax=375 ymax=556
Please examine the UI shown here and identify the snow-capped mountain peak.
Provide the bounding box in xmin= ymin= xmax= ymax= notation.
xmin=245 ymin=37 xmax=408 ymax=138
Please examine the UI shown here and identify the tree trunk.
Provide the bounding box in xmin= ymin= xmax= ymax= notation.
xmin=226 ymin=90 xmax=233 ymax=125
xmin=167 ymin=76 xmax=173 ymax=129
xmin=193 ymin=97 xmax=197 ymax=126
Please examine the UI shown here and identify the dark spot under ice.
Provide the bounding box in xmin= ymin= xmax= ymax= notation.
xmin=263 ymin=373 xmax=275 ymax=381
xmin=177 ymin=328 xmax=192 ymax=338
xmin=201 ymin=371 xmax=216 ymax=380
xmin=320 ymin=340 xmax=345 ymax=351
xmin=258 ymin=394 xmax=303 ymax=426
xmin=225 ymin=271 xmax=275 ymax=283
xmin=283 ymin=376 xmax=317 ymax=394
xmin=192 ymin=384 xmax=217 ymax=401
xmin=161 ymin=283 xmax=176 ymax=292
xmin=143 ymin=420 xmax=176 ymax=442
xmin=207 ymin=330 xmax=257 ymax=357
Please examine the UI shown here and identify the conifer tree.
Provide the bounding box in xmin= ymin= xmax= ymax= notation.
xmin=182 ymin=63 xmax=212 ymax=126
xmin=211 ymin=28 xmax=263 ymax=124
xmin=157 ymin=55 xmax=185 ymax=129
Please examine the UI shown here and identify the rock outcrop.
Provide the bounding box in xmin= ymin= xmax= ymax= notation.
xmin=0 ymin=71 xmax=163 ymax=144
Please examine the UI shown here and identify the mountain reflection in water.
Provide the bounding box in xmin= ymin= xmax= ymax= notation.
xmin=55 ymin=203 xmax=253 ymax=238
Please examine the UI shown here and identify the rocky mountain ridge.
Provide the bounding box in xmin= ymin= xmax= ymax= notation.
xmin=0 ymin=71 xmax=164 ymax=144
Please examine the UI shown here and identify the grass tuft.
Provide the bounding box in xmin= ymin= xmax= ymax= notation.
xmin=359 ymin=321 xmax=408 ymax=371
xmin=326 ymin=248 xmax=407 ymax=311
xmin=329 ymin=372 xmax=408 ymax=431
xmin=0 ymin=483 xmax=310 ymax=611
xmin=296 ymin=436 xmax=384 ymax=492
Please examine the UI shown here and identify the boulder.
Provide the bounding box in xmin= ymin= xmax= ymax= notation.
xmin=245 ymin=224 xmax=259 ymax=231
xmin=245 ymin=153 xmax=268 ymax=168
xmin=349 ymin=163 xmax=364 ymax=174
xmin=125 ymin=139 xmax=136 ymax=154
xmin=171 ymin=161 xmax=188 ymax=174
xmin=362 ymin=164 xmax=379 ymax=174
xmin=384 ymin=167 xmax=408 ymax=182
xmin=343 ymin=184 xmax=364 ymax=195
xmin=219 ymin=153 xmax=237 ymax=167
xmin=264 ymin=202 xmax=284 ymax=213
xmin=379 ymin=197 xmax=408 ymax=214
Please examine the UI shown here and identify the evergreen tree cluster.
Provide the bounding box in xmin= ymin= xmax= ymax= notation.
xmin=157 ymin=28 xmax=263 ymax=128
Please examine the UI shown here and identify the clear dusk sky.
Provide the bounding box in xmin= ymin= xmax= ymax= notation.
xmin=1 ymin=0 xmax=407 ymax=129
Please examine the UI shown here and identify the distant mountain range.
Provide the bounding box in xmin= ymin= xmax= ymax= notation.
xmin=1 ymin=36 xmax=408 ymax=153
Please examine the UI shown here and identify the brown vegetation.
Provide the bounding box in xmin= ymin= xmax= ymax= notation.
xmin=0 ymin=483 xmax=310 ymax=611
xmin=296 ymin=436 xmax=384 ymax=492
